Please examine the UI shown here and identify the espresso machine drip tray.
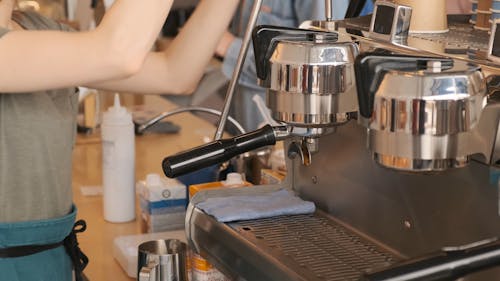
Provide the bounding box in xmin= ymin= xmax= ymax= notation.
xmin=187 ymin=205 xmax=403 ymax=281
xmin=230 ymin=213 xmax=401 ymax=280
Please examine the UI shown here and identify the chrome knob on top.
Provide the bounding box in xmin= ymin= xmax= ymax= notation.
xmin=325 ymin=0 xmax=334 ymax=21
xmin=355 ymin=52 xmax=488 ymax=172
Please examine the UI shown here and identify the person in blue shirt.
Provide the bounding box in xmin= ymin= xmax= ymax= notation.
xmin=360 ymin=0 xmax=374 ymax=16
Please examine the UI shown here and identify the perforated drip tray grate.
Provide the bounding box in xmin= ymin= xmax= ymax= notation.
xmin=343 ymin=15 xmax=492 ymax=55
xmin=410 ymin=22 xmax=491 ymax=52
xmin=228 ymin=213 xmax=402 ymax=281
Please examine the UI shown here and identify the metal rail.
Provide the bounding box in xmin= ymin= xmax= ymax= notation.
xmin=214 ymin=0 xmax=263 ymax=140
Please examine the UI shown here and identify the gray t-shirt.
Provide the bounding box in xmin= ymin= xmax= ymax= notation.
xmin=0 ymin=11 xmax=78 ymax=222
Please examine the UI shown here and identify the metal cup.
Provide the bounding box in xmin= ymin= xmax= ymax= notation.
xmin=137 ymin=239 xmax=188 ymax=281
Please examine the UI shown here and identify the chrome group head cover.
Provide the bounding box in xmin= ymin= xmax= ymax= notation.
xmin=355 ymin=53 xmax=487 ymax=172
xmin=253 ymin=26 xmax=359 ymax=128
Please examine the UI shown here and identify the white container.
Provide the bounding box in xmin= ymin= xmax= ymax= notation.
xmin=221 ymin=173 xmax=246 ymax=187
xmin=137 ymin=173 xmax=187 ymax=232
xmin=137 ymin=173 xmax=187 ymax=215
xmin=138 ymin=173 xmax=186 ymax=203
xmin=101 ymin=94 xmax=136 ymax=223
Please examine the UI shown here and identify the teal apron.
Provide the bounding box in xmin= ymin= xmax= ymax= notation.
xmin=0 ymin=206 xmax=87 ymax=281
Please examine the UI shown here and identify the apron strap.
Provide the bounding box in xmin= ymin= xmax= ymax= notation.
xmin=63 ymin=220 xmax=89 ymax=281
xmin=0 ymin=241 xmax=63 ymax=258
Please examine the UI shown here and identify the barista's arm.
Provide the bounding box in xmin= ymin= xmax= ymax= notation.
xmin=0 ymin=0 xmax=173 ymax=93
xmin=86 ymin=0 xmax=239 ymax=95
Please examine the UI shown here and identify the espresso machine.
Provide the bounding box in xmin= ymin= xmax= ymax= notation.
xmin=162 ymin=1 xmax=500 ymax=280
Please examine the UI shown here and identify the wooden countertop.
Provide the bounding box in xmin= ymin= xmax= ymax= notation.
xmin=72 ymin=96 xmax=216 ymax=280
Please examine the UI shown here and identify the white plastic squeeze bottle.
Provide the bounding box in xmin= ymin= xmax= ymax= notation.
xmin=101 ymin=94 xmax=136 ymax=222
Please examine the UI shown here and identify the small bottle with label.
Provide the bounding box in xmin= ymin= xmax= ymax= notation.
xmin=101 ymin=94 xmax=135 ymax=223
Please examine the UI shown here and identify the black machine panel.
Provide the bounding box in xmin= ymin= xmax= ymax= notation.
xmin=492 ymin=23 xmax=500 ymax=58
xmin=373 ymin=5 xmax=395 ymax=35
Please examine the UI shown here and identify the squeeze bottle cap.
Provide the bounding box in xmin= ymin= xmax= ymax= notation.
xmin=222 ymin=173 xmax=245 ymax=187
xmin=102 ymin=94 xmax=133 ymax=125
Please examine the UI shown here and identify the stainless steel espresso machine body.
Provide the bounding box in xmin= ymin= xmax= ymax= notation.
xmin=163 ymin=1 xmax=500 ymax=280
xmin=162 ymin=26 xmax=360 ymax=176
xmin=355 ymin=54 xmax=490 ymax=172
xmin=255 ymin=27 xmax=359 ymax=128
xmin=253 ymin=25 xmax=360 ymax=162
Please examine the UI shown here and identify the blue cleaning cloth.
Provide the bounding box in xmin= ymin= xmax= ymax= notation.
xmin=196 ymin=189 xmax=316 ymax=223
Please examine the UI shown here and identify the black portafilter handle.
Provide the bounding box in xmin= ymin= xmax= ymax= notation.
xmin=162 ymin=125 xmax=277 ymax=178
xmin=360 ymin=238 xmax=500 ymax=281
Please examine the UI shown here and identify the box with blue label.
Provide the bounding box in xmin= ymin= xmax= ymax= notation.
xmin=137 ymin=174 xmax=187 ymax=232
xmin=140 ymin=211 xmax=186 ymax=233
xmin=139 ymin=197 xmax=186 ymax=215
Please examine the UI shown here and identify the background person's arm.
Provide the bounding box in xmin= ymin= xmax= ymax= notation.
xmin=86 ymin=0 xmax=240 ymax=95
xmin=0 ymin=0 xmax=173 ymax=93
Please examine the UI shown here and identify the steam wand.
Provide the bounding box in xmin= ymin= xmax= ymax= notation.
xmin=213 ymin=0 xmax=263 ymax=140
xmin=135 ymin=106 xmax=245 ymax=135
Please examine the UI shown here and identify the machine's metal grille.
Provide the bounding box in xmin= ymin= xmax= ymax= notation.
xmin=345 ymin=15 xmax=491 ymax=53
xmin=410 ymin=22 xmax=490 ymax=52
xmin=230 ymin=213 xmax=401 ymax=281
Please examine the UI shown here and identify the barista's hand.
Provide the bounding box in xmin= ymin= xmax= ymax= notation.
xmin=215 ymin=31 xmax=236 ymax=58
